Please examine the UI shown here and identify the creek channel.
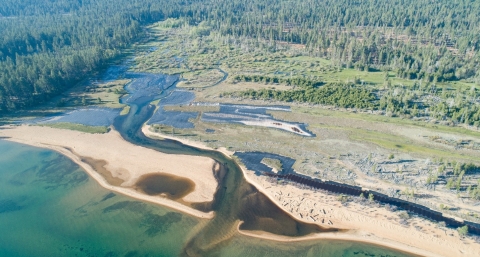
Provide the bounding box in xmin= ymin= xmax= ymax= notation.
xmin=113 ymin=75 xmax=337 ymax=256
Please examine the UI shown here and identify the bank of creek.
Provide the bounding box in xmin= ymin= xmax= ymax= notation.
xmin=2 ymin=69 xmax=443 ymax=256
xmin=106 ymin=65 xmax=480 ymax=255
xmin=113 ymin=75 xmax=342 ymax=256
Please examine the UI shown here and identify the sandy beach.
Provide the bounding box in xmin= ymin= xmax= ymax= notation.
xmin=143 ymin=125 xmax=480 ymax=256
xmin=241 ymin=167 xmax=480 ymax=257
xmin=3 ymin=124 xmax=479 ymax=256
xmin=0 ymin=125 xmax=217 ymax=219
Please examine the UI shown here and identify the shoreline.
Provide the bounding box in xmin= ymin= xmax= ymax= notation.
xmin=0 ymin=125 xmax=215 ymax=219
xmin=3 ymin=124 xmax=478 ymax=256
xmin=241 ymin=167 xmax=480 ymax=257
xmin=236 ymin=223 xmax=428 ymax=257
xmin=144 ymin=125 xmax=479 ymax=257
xmin=142 ymin=125 xmax=234 ymax=156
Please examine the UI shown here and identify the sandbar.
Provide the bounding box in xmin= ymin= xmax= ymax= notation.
xmin=3 ymin=124 xmax=479 ymax=256
xmin=0 ymin=125 xmax=217 ymax=219
xmin=143 ymin=125 xmax=479 ymax=256
xmin=241 ymin=167 xmax=480 ymax=257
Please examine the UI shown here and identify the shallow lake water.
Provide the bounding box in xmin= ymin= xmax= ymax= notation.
xmin=1 ymin=63 xmax=417 ymax=257
xmin=0 ymin=140 xmax=199 ymax=257
xmin=0 ymin=140 xmax=415 ymax=257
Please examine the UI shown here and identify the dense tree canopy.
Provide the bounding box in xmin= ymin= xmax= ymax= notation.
xmin=194 ymin=0 xmax=480 ymax=83
xmin=1 ymin=0 xmax=479 ymax=112
xmin=227 ymin=82 xmax=377 ymax=109
xmin=0 ymin=0 xmax=177 ymax=111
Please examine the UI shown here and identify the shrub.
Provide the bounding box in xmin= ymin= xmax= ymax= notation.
xmin=337 ymin=194 xmax=349 ymax=203
xmin=368 ymin=193 xmax=374 ymax=202
xmin=398 ymin=211 xmax=409 ymax=220
xmin=457 ymin=225 xmax=468 ymax=237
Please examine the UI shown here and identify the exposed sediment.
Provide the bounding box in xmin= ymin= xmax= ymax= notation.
xmin=0 ymin=125 xmax=217 ymax=219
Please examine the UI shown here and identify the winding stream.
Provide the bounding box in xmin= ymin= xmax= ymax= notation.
xmin=111 ymin=76 xmax=417 ymax=256
xmin=113 ymin=80 xmax=335 ymax=255
xmin=0 ymin=70 xmax=418 ymax=256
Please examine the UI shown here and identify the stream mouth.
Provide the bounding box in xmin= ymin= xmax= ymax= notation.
xmin=236 ymin=183 xmax=337 ymax=237
xmin=112 ymin=79 xmax=334 ymax=255
xmin=0 ymin=62 xmax=426 ymax=256
xmin=110 ymin=72 xmax=443 ymax=256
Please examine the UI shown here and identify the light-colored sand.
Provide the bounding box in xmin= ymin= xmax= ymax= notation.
xmin=140 ymin=125 xmax=480 ymax=256
xmin=237 ymin=223 xmax=438 ymax=257
xmin=241 ymin=167 xmax=480 ymax=257
xmin=3 ymin=124 xmax=479 ymax=256
xmin=0 ymin=125 xmax=217 ymax=219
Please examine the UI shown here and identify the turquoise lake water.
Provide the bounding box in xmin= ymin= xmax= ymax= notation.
xmin=0 ymin=140 xmax=415 ymax=257
xmin=0 ymin=140 xmax=199 ymax=257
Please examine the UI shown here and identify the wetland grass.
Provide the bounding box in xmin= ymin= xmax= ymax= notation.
xmin=38 ymin=123 xmax=109 ymax=134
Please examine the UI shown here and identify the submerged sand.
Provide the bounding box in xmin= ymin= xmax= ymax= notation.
xmin=144 ymin=125 xmax=480 ymax=257
xmin=3 ymin=124 xmax=479 ymax=256
xmin=242 ymin=168 xmax=480 ymax=257
xmin=0 ymin=125 xmax=217 ymax=219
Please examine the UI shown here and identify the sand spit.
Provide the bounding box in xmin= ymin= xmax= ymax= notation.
xmin=142 ymin=125 xmax=479 ymax=256
xmin=3 ymin=124 xmax=479 ymax=256
xmin=0 ymin=125 xmax=217 ymax=219
xmin=241 ymin=168 xmax=480 ymax=257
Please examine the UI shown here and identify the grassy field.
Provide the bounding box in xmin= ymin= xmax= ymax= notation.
xmin=120 ymin=106 xmax=131 ymax=115
xmin=133 ymin=21 xmax=477 ymax=93
xmin=347 ymin=128 xmax=477 ymax=161
xmin=122 ymin=19 xmax=480 ymax=221
xmin=261 ymin=157 xmax=283 ymax=172
xmin=293 ymin=106 xmax=480 ymax=138
xmin=177 ymin=69 xmax=225 ymax=88
xmin=194 ymin=81 xmax=292 ymax=102
xmin=37 ymin=123 xmax=109 ymax=134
